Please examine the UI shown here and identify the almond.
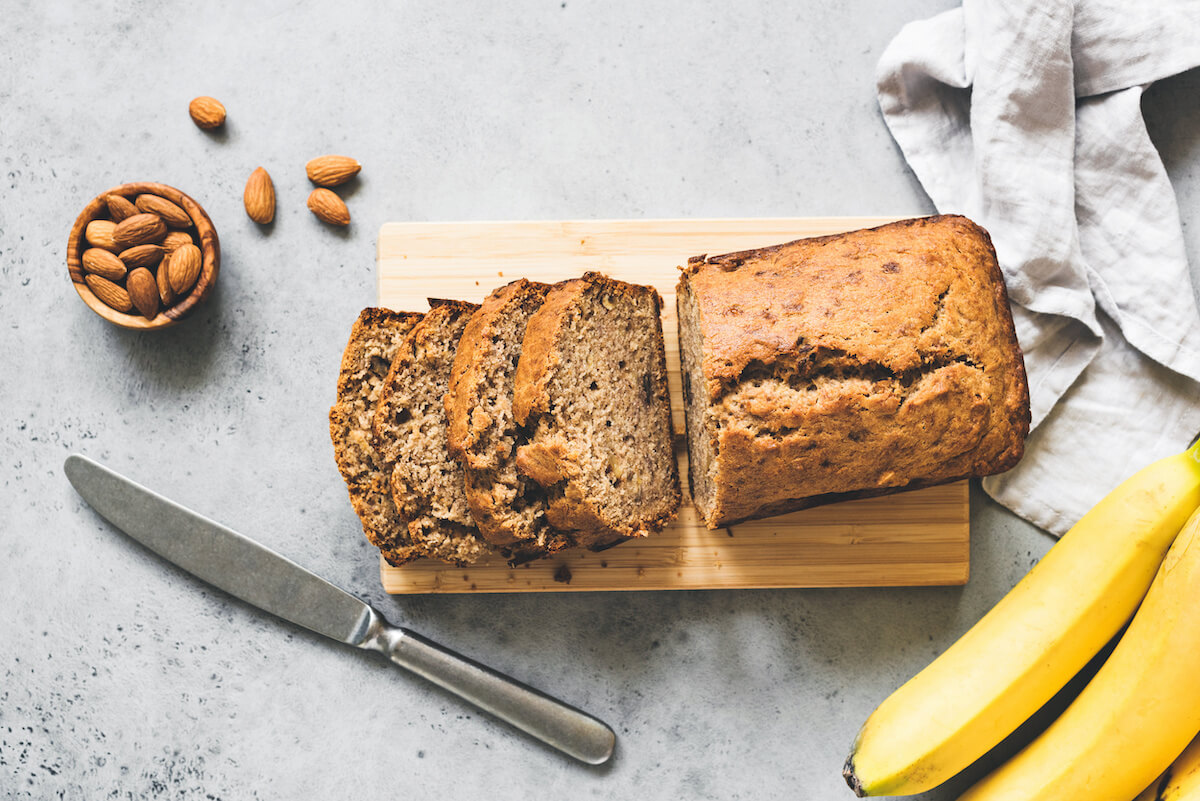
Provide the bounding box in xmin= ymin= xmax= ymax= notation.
xmin=156 ymin=262 xmax=176 ymax=306
xmin=118 ymin=243 xmax=165 ymax=269
xmin=189 ymin=96 xmax=226 ymax=129
xmin=243 ymin=167 xmax=275 ymax=224
xmin=85 ymin=274 xmax=133 ymax=313
xmin=306 ymin=155 xmax=361 ymax=187
xmin=106 ymin=194 xmax=138 ymax=222
xmin=162 ymin=230 xmax=194 ymax=258
xmin=126 ymin=267 xmax=160 ymax=319
xmin=113 ymin=213 xmax=167 ymax=248
xmin=135 ymin=194 xmax=192 ymax=228
xmin=85 ymin=219 xmax=120 ymax=252
xmin=168 ymin=243 xmax=203 ymax=294
xmin=307 ymin=188 xmax=350 ymax=226
xmin=82 ymin=248 xmax=128 ymax=281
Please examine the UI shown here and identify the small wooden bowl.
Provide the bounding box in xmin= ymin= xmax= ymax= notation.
xmin=67 ymin=182 xmax=220 ymax=330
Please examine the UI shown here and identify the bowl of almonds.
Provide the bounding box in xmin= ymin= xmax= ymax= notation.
xmin=67 ymin=182 xmax=219 ymax=329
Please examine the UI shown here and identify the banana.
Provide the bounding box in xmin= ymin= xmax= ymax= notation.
xmin=1136 ymin=734 xmax=1200 ymax=801
xmin=843 ymin=442 xmax=1200 ymax=797
xmin=956 ymin=504 xmax=1200 ymax=801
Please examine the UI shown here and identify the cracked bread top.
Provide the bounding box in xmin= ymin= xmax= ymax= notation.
xmin=329 ymin=308 xmax=424 ymax=564
xmin=678 ymin=215 xmax=1030 ymax=527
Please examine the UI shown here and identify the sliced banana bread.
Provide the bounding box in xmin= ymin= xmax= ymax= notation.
xmin=677 ymin=215 xmax=1030 ymax=528
xmin=329 ymin=308 xmax=425 ymax=565
xmin=373 ymin=299 xmax=492 ymax=565
xmin=513 ymin=272 xmax=680 ymax=549
xmin=445 ymin=279 xmax=572 ymax=561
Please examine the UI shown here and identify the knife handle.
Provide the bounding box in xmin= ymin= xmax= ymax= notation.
xmin=358 ymin=608 xmax=615 ymax=764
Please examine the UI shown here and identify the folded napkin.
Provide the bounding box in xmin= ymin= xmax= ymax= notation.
xmin=876 ymin=0 xmax=1200 ymax=535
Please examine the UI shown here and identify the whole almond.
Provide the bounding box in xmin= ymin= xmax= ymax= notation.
xmin=168 ymin=243 xmax=203 ymax=294
xmin=118 ymin=243 xmax=165 ymax=269
xmin=126 ymin=267 xmax=160 ymax=319
xmin=306 ymin=155 xmax=361 ymax=187
xmin=307 ymin=188 xmax=350 ymax=226
xmin=106 ymin=194 xmax=138 ymax=222
xmin=85 ymin=274 xmax=133 ymax=313
xmin=162 ymin=230 xmax=194 ymax=258
xmin=156 ymin=262 xmax=176 ymax=306
xmin=82 ymin=248 xmax=128 ymax=281
xmin=243 ymin=167 xmax=275 ymax=224
xmin=85 ymin=219 xmax=120 ymax=252
xmin=189 ymin=96 xmax=226 ymax=129
xmin=135 ymin=194 xmax=192 ymax=228
xmin=112 ymin=213 xmax=167 ymax=248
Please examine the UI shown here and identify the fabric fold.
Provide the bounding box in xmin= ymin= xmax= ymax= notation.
xmin=877 ymin=0 xmax=1200 ymax=534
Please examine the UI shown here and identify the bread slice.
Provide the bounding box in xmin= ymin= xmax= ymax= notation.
xmin=445 ymin=279 xmax=571 ymax=561
xmin=676 ymin=215 xmax=1030 ymax=527
xmin=373 ymin=299 xmax=493 ymax=565
xmin=329 ymin=308 xmax=425 ymax=565
xmin=512 ymin=272 xmax=680 ymax=549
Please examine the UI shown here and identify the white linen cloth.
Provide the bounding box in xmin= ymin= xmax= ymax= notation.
xmin=876 ymin=0 xmax=1200 ymax=535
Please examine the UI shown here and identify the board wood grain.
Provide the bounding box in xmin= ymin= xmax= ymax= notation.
xmin=376 ymin=217 xmax=970 ymax=593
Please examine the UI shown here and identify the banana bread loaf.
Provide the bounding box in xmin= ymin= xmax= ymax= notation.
xmin=513 ymin=272 xmax=681 ymax=549
xmin=373 ymin=299 xmax=494 ymax=565
xmin=676 ymin=215 xmax=1030 ymax=528
xmin=329 ymin=308 xmax=425 ymax=565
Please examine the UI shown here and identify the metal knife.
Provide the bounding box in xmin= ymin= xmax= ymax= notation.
xmin=63 ymin=454 xmax=615 ymax=765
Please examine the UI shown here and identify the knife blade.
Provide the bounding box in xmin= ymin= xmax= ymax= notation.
xmin=63 ymin=454 xmax=615 ymax=765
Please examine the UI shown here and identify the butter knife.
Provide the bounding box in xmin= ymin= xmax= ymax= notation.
xmin=63 ymin=454 xmax=615 ymax=765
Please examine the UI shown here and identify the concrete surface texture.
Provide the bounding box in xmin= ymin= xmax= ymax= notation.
xmin=3 ymin=1 xmax=1199 ymax=799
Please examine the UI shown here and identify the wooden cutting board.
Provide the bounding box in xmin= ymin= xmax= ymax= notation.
xmin=376 ymin=217 xmax=970 ymax=593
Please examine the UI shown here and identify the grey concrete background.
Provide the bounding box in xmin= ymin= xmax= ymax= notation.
xmin=2 ymin=1 xmax=1198 ymax=798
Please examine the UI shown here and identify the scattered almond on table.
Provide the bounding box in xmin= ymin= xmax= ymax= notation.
xmin=307 ymin=187 xmax=351 ymax=226
xmin=188 ymin=96 xmax=226 ymax=130
xmin=306 ymin=155 xmax=361 ymax=187
xmin=243 ymin=167 xmax=275 ymax=224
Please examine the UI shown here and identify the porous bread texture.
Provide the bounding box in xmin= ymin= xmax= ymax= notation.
xmin=328 ymin=308 xmax=424 ymax=565
xmin=677 ymin=215 xmax=1030 ymax=528
xmin=445 ymin=279 xmax=571 ymax=561
xmin=373 ymin=299 xmax=494 ymax=565
xmin=513 ymin=272 xmax=681 ymax=549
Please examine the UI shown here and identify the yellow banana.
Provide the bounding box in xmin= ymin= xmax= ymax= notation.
xmin=843 ymin=441 xmax=1200 ymax=797
xmin=957 ymin=504 xmax=1200 ymax=801
xmin=1135 ymin=734 xmax=1200 ymax=801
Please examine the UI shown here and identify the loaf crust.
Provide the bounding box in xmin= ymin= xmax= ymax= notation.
xmin=445 ymin=279 xmax=571 ymax=559
xmin=373 ymin=299 xmax=493 ymax=565
xmin=329 ymin=308 xmax=425 ymax=565
xmin=513 ymin=272 xmax=681 ymax=548
xmin=677 ymin=215 xmax=1031 ymax=528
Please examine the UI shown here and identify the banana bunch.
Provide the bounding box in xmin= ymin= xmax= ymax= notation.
xmin=843 ymin=441 xmax=1200 ymax=798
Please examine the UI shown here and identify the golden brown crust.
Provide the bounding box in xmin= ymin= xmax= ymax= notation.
xmin=511 ymin=280 xmax=580 ymax=427
xmin=328 ymin=307 xmax=424 ymax=563
xmin=446 ymin=280 xmax=544 ymax=463
xmin=678 ymin=215 xmax=1031 ymax=527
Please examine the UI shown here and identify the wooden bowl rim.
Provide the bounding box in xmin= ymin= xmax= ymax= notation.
xmin=67 ymin=182 xmax=220 ymax=330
